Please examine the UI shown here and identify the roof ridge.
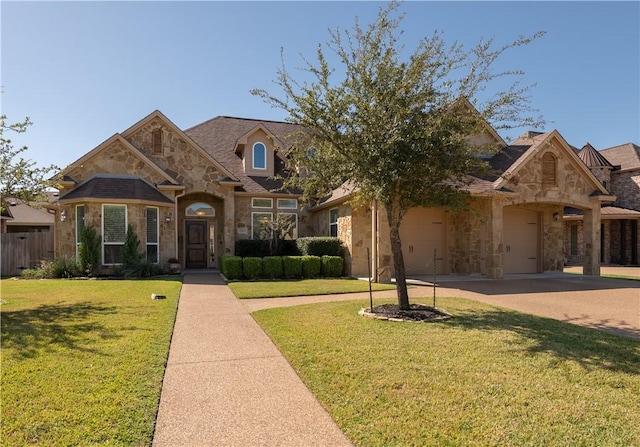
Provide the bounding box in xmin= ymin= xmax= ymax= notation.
xmin=184 ymin=115 xmax=295 ymax=132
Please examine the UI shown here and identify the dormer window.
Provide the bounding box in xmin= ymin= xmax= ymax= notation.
xmin=253 ymin=142 xmax=266 ymax=170
xmin=152 ymin=129 xmax=162 ymax=154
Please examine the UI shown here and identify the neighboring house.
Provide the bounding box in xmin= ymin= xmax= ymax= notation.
xmin=564 ymin=143 xmax=640 ymax=266
xmin=1 ymin=197 xmax=55 ymax=233
xmin=1 ymin=196 xmax=56 ymax=276
xmin=51 ymin=108 xmax=614 ymax=278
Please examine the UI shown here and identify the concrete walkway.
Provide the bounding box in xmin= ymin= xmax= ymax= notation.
xmin=152 ymin=273 xmax=353 ymax=447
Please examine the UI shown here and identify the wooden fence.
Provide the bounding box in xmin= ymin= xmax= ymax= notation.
xmin=1 ymin=232 xmax=55 ymax=277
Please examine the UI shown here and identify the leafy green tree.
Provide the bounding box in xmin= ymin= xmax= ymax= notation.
xmin=0 ymin=115 xmax=58 ymax=211
xmin=78 ymin=225 xmax=101 ymax=276
xmin=253 ymin=1 xmax=544 ymax=309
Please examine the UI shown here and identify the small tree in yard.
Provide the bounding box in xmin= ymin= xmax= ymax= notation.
xmin=252 ymin=1 xmax=544 ymax=310
xmin=0 ymin=115 xmax=58 ymax=211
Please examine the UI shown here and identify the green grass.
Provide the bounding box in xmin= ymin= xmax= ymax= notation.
xmin=228 ymin=278 xmax=396 ymax=299
xmin=253 ymin=297 xmax=640 ymax=447
xmin=1 ymin=277 xmax=182 ymax=446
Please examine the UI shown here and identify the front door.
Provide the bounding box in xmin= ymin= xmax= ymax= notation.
xmin=186 ymin=220 xmax=208 ymax=269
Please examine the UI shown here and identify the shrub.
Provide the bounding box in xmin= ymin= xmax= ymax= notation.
xmin=321 ymin=256 xmax=343 ymax=277
xmin=122 ymin=224 xmax=143 ymax=271
xmin=221 ymin=256 xmax=243 ymax=280
xmin=235 ymin=239 xmax=270 ymax=258
xmin=123 ymin=259 xmax=161 ymax=278
xmin=301 ymin=256 xmax=322 ymax=278
xmin=297 ymin=237 xmax=343 ymax=257
xmin=263 ymin=257 xmax=284 ymax=279
xmin=243 ymin=257 xmax=263 ymax=280
xmin=276 ymin=239 xmax=299 ymax=256
xmin=78 ymin=225 xmax=101 ymax=276
xmin=282 ymin=256 xmax=303 ymax=279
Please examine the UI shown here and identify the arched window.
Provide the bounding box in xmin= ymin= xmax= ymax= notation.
xmin=541 ymin=153 xmax=557 ymax=187
xmin=186 ymin=203 xmax=215 ymax=217
xmin=152 ymin=129 xmax=163 ymax=154
xmin=253 ymin=142 xmax=266 ymax=170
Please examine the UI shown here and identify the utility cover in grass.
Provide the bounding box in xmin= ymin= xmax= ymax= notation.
xmin=360 ymin=303 xmax=452 ymax=322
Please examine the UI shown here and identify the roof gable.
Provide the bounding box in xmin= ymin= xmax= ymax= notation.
xmin=58 ymin=134 xmax=177 ymax=185
xmin=493 ymin=130 xmax=609 ymax=195
xmin=121 ymin=110 xmax=239 ymax=181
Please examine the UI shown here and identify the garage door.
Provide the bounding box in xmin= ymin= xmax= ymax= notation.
xmin=400 ymin=208 xmax=446 ymax=275
xmin=503 ymin=207 xmax=539 ymax=274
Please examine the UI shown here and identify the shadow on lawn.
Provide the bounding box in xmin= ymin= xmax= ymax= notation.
xmin=446 ymin=308 xmax=640 ymax=375
xmin=1 ymin=301 xmax=119 ymax=359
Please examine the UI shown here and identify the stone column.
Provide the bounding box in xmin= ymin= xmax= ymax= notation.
xmin=583 ymin=207 xmax=601 ymax=276
xmin=487 ymin=199 xmax=504 ymax=279
xmin=222 ymin=188 xmax=235 ymax=255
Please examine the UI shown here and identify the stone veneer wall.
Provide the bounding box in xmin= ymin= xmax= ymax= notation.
xmin=610 ymin=169 xmax=640 ymax=211
xmin=55 ymin=202 xmax=175 ymax=273
xmin=65 ymin=141 xmax=167 ymax=185
xmin=448 ymin=198 xmax=491 ymax=275
xmin=566 ymin=219 xmax=639 ymax=265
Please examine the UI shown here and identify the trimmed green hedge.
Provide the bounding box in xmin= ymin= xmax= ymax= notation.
xmin=283 ymin=256 xmax=304 ymax=279
xmin=243 ymin=257 xmax=263 ymax=280
xmin=220 ymin=256 xmax=243 ymax=280
xmin=301 ymin=256 xmax=322 ymax=278
xmin=263 ymin=256 xmax=284 ymax=279
xmin=322 ymin=255 xmax=343 ymax=277
xmin=297 ymin=237 xmax=343 ymax=257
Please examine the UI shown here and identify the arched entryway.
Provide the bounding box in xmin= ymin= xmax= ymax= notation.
xmin=178 ymin=193 xmax=224 ymax=269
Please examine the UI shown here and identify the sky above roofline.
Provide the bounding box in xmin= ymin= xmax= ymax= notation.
xmin=2 ymin=1 xmax=638 ymax=170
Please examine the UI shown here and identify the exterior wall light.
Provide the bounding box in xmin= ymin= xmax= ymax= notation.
xmin=60 ymin=209 xmax=67 ymax=222
xmin=165 ymin=212 xmax=173 ymax=223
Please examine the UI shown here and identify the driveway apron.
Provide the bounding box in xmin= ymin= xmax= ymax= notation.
xmin=152 ymin=272 xmax=353 ymax=447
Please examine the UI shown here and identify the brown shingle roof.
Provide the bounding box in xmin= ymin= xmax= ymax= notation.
xmin=184 ymin=116 xmax=304 ymax=195
xmin=59 ymin=175 xmax=173 ymax=204
xmin=599 ymin=143 xmax=640 ymax=171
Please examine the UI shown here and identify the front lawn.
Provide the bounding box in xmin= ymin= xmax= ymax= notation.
xmin=228 ymin=277 xmax=396 ymax=299
xmin=253 ymin=297 xmax=640 ymax=446
xmin=1 ymin=277 xmax=181 ymax=446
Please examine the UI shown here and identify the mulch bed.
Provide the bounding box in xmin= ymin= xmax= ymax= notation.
xmin=359 ymin=303 xmax=452 ymax=323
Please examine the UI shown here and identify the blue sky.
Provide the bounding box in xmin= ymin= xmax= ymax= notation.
xmin=2 ymin=1 xmax=639 ymax=171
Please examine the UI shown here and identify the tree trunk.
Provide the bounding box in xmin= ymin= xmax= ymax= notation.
xmin=386 ymin=200 xmax=410 ymax=310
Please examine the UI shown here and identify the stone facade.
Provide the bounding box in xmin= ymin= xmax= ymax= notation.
xmin=611 ymin=169 xmax=640 ymax=211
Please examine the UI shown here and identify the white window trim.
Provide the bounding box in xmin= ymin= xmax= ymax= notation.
xmin=252 ymin=211 xmax=273 ymax=240
xmin=75 ymin=204 xmax=85 ymax=258
xmin=252 ymin=198 xmax=273 ymax=209
xmin=102 ymin=204 xmax=127 ymax=266
xmin=277 ymin=198 xmax=298 ymax=210
xmin=329 ymin=208 xmax=338 ymax=237
xmin=146 ymin=207 xmax=159 ymax=264
xmin=252 ymin=142 xmax=267 ymax=170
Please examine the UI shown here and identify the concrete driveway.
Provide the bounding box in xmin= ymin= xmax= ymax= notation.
xmin=246 ymin=269 xmax=640 ymax=340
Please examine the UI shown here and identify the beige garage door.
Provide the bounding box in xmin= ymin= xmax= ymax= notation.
xmin=503 ymin=207 xmax=539 ymax=274
xmin=400 ymin=207 xmax=446 ymax=275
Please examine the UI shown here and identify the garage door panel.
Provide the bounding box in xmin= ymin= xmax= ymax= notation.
xmin=400 ymin=208 xmax=446 ymax=275
xmin=504 ymin=208 xmax=539 ymax=274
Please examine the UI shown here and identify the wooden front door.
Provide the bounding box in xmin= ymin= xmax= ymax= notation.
xmin=186 ymin=221 xmax=208 ymax=269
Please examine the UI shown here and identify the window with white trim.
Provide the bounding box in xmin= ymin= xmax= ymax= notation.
xmin=102 ymin=204 xmax=127 ymax=265
xmin=329 ymin=208 xmax=338 ymax=237
xmin=252 ymin=212 xmax=272 ymax=240
xmin=76 ymin=205 xmax=85 ymax=257
xmin=252 ymin=198 xmax=273 ymax=209
xmin=277 ymin=198 xmax=298 ymax=210
xmin=278 ymin=213 xmax=298 ymax=239
xmin=146 ymin=207 xmax=159 ymax=263
xmin=253 ymin=142 xmax=266 ymax=170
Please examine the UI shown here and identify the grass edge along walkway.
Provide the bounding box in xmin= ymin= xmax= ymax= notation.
xmin=1 ymin=278 xmax=182 ymax=446
xmin=228 ymin=277 xmax=396 ymax=299
xmin=253 ymin=296 xmax=640 ymax=447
